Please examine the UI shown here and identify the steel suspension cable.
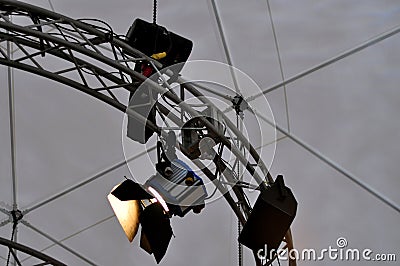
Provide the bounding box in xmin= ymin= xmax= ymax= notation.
xmin=247 ymin=23 xmax=400 ymax=102
xmin=266 ymin=0 xmax=290 ymax=132
xmin=252 ymin=109 xmax=400 ymax=214
xmin=209 ymin=0 xmax=240 ymax=93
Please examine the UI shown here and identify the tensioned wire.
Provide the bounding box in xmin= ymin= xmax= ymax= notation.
xmin=266 ymin=0 xmax=291 ymax=133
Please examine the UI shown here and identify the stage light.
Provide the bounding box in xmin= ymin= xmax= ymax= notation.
xmin=125 ymin=19 xmax=193 ymax=144
xmin=108 ymin=180 xmax=172 ymax=263
xmin=108 ymin=157 xmax=207 ymax=262
xmin=239 ymin=175 xmax=297 ymax=256
xmin=125 ymin=18 xmax=193 ymax=73
xmin=182 ymin=107 xmax=224 ymax=160
xmin=145 ymin=158 xmax=208 ymax=217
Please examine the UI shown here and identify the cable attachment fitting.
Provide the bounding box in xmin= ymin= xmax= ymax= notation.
xmin=10 ymin=209 xmax=23 ymax=226
xmin=231 ymin=95 xmax=248 ymax=116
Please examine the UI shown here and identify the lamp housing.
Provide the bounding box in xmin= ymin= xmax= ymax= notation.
xmin=108 ymin=158 xmax=207 ymax=263
xmin=108 ymin=181 xmax=173 ymax=264
xmin=146 ymin=159 xmax=207 ymax=217
xmin=125 ymin=19 xmax=193 ymax=144
xmin=182 ymin=107 xmax=224 ymax=159
xmin=125 ymin=18 xmax=193 ymax=73
xmin=239 ymin=175 xmax=297 ymax=255
xmin=126 ymin=86 xmax=157 ymax=144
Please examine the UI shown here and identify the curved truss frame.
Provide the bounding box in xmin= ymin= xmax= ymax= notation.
xmin=0 ymin=0 xmax=295 ymax=265
xmin=0 ymin=236 xmax=66 ymax=266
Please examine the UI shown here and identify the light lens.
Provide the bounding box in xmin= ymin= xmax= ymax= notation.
xmin=148 ymin=186 xmax=170 ymax=213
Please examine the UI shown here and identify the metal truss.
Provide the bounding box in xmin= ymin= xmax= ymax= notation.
xmin=0 ymin=0 xmax=295 ymax=265
xmin=0 ymin=236 xmax=66 ymax=266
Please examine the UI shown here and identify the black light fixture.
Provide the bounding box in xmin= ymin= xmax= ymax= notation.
xmin=125 ymin=18 xmax=193 ymax=144
xmin=239 ymin=175 xmax=297 ymax=256
xmin=126 ymin=85 xmax=158 ymax=144
xmin=125 ymin=18 xmax=193 ymax=73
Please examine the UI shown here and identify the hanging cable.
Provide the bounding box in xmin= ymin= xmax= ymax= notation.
xmin=153 ymin=0 xmax=158 ymax=24
xmin=235 ymin=106 xmax=244 ymax=266
xmin=237 ymin=203 xmax=243 ymax=266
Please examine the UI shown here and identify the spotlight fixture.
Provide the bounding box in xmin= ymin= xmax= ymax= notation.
xmin=181 ymin=107 xmax=224 ymax=160
xmin=146 ymin=158 xmax=208 ymax=217
xmin=108 ymin=142 xmax=207 ymax=263
xmin=125 ymin=18 xmax=193 ymax=73
xmin=151 ymin=138 xmax=208 ymax=216
xmin=125 ymin=19 xmax=193 ymax=144
xmin=108 ymin=180 xmax=172 ymax=263
xmin=239 ymin=175 xmax=297 ymax=256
